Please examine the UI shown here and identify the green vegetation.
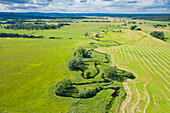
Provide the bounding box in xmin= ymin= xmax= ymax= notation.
xmin=130 ymin=25 xmax=137 ymax=30
xmin=54 ymin=46 xmax=135 ymax=113
xmin=136 ymin=28 xmax=142 ymax=31
xmin=0 ymin=33 xmax=43 ymax=38
xmin=0 ymin=14 xmax=170 ymax=113
xmin=4 ymin=23 xmax=70 ymax=30
xmin=150 ymin=31 xmax=165 ymax=40
xmin=66 ymin=57 xmax=85 ymax=71
xmin=153 ymin=24 xmax=167 ymax=28
xmin=75 ymin=46 xmax=90 ymax=58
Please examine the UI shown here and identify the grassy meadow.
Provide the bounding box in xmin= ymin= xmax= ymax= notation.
xmin=0 ymin=17 xmax=170 ymax=113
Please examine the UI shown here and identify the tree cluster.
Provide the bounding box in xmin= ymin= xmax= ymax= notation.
xmin=49 ymin=37 xmax=63 ymax=39
xmin=4 ymin=24 xmax=58 ymax=30
xmin=0 ymin=33 xmax=43 ymax=38
xmin=130 ymin=25 xmax=137 ymax=30
xmin=66 ymin=47 xmax=90 ymax=71
xmin=54 ymin=78 xmax=78 ymax=96
xmin=104 ymin=66 xmax=135 ymax=81
xmin=128 ymin=21 xmax=136 ymax=24
xmin=153 ymin=24 xmax=167 ymax=28
xmin=75 ymin=46 xmax=90 ymax=58
xmin=136 ymin=28 xmax=142 ymax=31
xmin=150 ymin=31 xmax=164 ymax=40
xmin=82 ymin=21 xmax=111 ymax=23
xmin=4 ymin=23 xmax=70 ymax=30
xmin=78 ymin=89 xmax=98 ymax=98
xmin=104 ymin=66 xmax=117 ymax=80
xmin=66 ymin=57 xmax=85 ymax=71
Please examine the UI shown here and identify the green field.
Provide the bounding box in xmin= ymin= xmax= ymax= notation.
xmin=100 ymin=45 xmax=170 ymax=113
xmin=0 ymin=17 xmax=170 ymax=113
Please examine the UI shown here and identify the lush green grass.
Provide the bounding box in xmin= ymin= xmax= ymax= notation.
xmin=0 ymin=17 xmax=170 ymax=113
xmin=102 ymin=45 xmax=170 ymax=113
xmin=0 ymin=38 xmax=75 ymax=112
xmin=0 ymin=21 xmax=115 ymax=112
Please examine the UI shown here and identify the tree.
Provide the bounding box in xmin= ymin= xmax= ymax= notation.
xmin=76 ymin=46 xmax=89 ymax=58
xmin=95 ymin=34 xmax=99 ymax=38
xmin=104 ymin=66 xmax=117 ymax=80
xmin=78 ymin=89 xmax=96 ymax=98
xmin=150 ymin=31 xmax=164 ymax=40
xmin=136 ymin=28 xmax=142 ymax=31
xmin=55 ymin=78 xmax=73 ymax=96
xmin=84 ymin=33 xmax=88 ymax=36
xmin=130 ymin=25 xmax=137 ymax=30
xmin=66 ymin=57 xmax=85 ymax=71
xmin=84 ymin=70 xmax=91 ymax=79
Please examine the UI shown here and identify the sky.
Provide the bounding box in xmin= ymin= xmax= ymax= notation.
xmin=0 ymin=0 xmax=169 ymax=13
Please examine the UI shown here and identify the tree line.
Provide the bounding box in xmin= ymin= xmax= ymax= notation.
xmin=153 ymin=24 xmax=167 ymax=28
xmin=82 ymin=20 xmax=111 ymax=23
xmin=3 ymin=23 xmax=70 ymax=30
xmin=0 ymin=33 xmax=43 ymax=38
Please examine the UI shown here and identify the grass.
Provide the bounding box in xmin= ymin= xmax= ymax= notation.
xmin=102 ymin=45 xmax=170 ymax=113
xmin=0 ymin=17 xmax=170 ymax=113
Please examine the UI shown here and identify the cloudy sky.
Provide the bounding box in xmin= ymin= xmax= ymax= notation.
xmin=0 ymin=0 xmax=169 ymax=13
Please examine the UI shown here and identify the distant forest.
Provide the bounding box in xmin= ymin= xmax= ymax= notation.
xmin=0 ymin=12 xmax=170 ymax=21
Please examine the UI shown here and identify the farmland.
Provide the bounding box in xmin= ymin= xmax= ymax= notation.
xmin=0 ymin=14 xmax=170 ymax=113
xmin=99 ymin=45 xmax=170 ymax=112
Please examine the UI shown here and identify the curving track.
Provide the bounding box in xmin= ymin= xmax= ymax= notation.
xmin=144 ymin=83 xmax=150 ymax=113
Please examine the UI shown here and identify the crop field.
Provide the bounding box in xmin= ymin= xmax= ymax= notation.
xmin=0 ymin=14 xmax=170 ymax=113
xmin=100 ymin=45 xmax=170 ymax=113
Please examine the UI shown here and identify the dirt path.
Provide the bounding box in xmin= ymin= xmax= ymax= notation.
xmin=122 ymin=81 xmax=132 ymax=113
xmin=132 ymin=82 xmax=140 ymax=113
xmin=95 ymin=47 xmax=140 ymax=113
xmin=144 ymin=83 xmax=150 ymax=113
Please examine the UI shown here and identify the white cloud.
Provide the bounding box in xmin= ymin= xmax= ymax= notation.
xmin=0 ymin=0 xmax=169 ymax=13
